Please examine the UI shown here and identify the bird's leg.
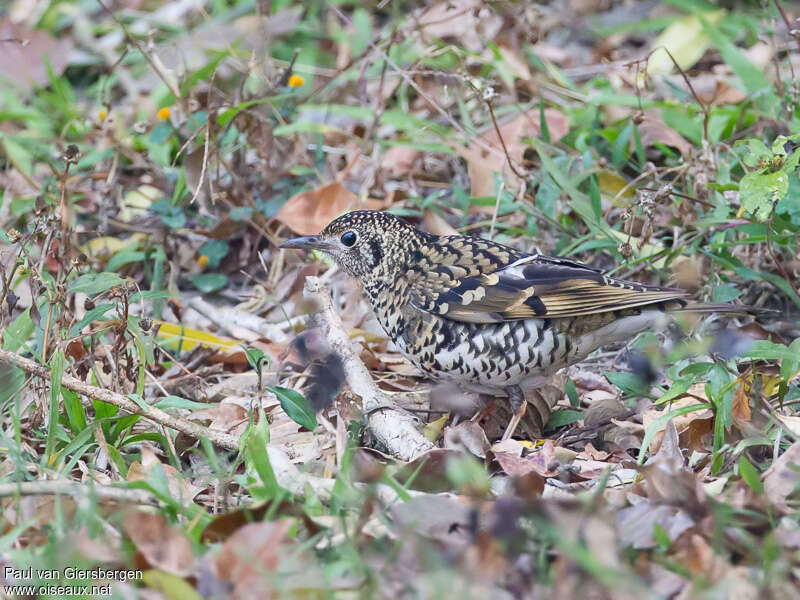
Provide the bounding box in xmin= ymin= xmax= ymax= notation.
xmin=501 ymin=384 xmax=526 ymax=441
xmin=471 ymin=395 xmax=496 ymax=423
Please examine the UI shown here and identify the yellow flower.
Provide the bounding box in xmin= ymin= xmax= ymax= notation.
xmin=288 ymin=74 xmax=305 ymax=88
xmin=98 ymin=108 xmax=108 ymax=121
xmin=157 ymin=107 xmax=171 ymax=121
xmin=196 ymin=255 xmax=209 ymax=268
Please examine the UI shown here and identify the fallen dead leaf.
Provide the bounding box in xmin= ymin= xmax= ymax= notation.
xmin=763 ymin=441 xmax=800 ymax=513
xmin=493 ymin=439 xmax=559 ymax=478
xmin=731 ymin=379 xmax=752 ymax=424
xmin=459 ymin=108 xmax=569 ymax=199
xmin=638 ymin=109 xmax=692 ymax=158
xmin=275 ymin=181 xmax=358 ymax=235
xmin=642 ymin=420 xmax=702 ymax=508
xmin=127 ymin=445 xmax=203 ymax=505
xmin=415 ymin=0 xmax=502 ymax=52
xmin=215 ymin=520 xmax=294 ymax=595
xmin=775 ymin=414 xmax=800 ymax=438
xmin=381 ymin=145 xmax=421 ymax=177
xmin=646 ymin=11 xmax=725 ymax=76
xmin=642 ymin=391 xmax=713 ymax=454
xmin=123 ymin=510 xmax=195 ymax=577
xmin=444 ymin=421 xmax=490 ymax=458
xmin=0 ymin=20 xmax=73 ymax=90
xmin=423 ymin=210 xmax=459 ymax=236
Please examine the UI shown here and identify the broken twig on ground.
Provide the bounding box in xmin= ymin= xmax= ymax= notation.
xmin=303 ymin=276 xmax=434 ymax=461
xmin=0 ymin=349 xmax=239 ymax=451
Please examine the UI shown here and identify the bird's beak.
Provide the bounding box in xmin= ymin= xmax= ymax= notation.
xmin=279 ymin=235 xmax=336 ymax=251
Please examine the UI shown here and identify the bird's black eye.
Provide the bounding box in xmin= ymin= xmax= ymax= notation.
xmin=340 ymin=231 xmax=357 ymax=247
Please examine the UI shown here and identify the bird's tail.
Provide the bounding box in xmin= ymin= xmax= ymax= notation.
xmin=674 ymin=302 xmax=776 ymax=316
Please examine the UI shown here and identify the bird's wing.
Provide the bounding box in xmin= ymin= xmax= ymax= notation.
xmin=410 ymin=249 xmax=688 ymax=324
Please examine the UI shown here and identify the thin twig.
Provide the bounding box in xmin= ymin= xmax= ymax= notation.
xmin=485 ymin=99 xmax=527 ymax=180
xmin=0 ymin=480 xmax=158 ymax=505
xmin=0 ymin=349 xmax=239 ymax=451
xmin=96 ymin=0 xmax=181 ymax=101
xmin=772 ymin=0 xmax=800 ymax=54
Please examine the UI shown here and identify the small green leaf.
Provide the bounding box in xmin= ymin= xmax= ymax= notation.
xmin=198 ymin=240 xmax=229 ymax=268
xmin=740 ymin=169 xmax=789 ymax=220
xmin=738 ymin=455 xmax=763 ymax=494
xmin=712 ymin=284 xmax=741 ymax=303
xmin=142 ymin=569 xmax=203 ymax=600
xmin=605 ymin=371 xmax=651 ymax=396
xmin=192 ymin=273 xmax=227 ymax=293
xmin=565 ymin=378 xmax=579 ymax=407
xmin=69 ymin=303 xmax=115 ymax=337
xmin=653 ymin=523 xmax=670 ymax=551
xmin=126 ymin=393 xmax=150 ymax=411
xmin=243 ymin=410 xmax=285 ymax=501
xmin=3 ymin=308 xmax=34 ymax=351
xmin=268 ymin=385 xmax=317 ymax=431
xmin=154 ymin=396 xmax=215 ymax=411
xmin=67 ymin=272 xmax=125 ymax=295
xmin=45 ymin=349 xmax=65 ymax=462
xmin=242 ymin=346 xmax=268 ymax=371
xmin=546 ymin=409 xmax=583 ymax=430
xmin=62 ymin=388 xmax=87 ymax=433
xmin=149 ymin=121 xmax=173 ymax=144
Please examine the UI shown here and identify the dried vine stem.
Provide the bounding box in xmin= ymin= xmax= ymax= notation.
xmin=0 ymin=349 xmax=238 ymax=451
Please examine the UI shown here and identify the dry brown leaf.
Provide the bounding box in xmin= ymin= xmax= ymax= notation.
xmin=617 ymin=502 xmax=694 ymax=549
xmin=423 ymin=210 xmax=459 ymax=236
xmin=415 ymin=0 xmax=502 ymax=52
xmin=641 ymin=420 xmax=706 ymax=513
xmin=275 ymin=181 xmax=358 ymax=235
xmin=698 ymin=80 xmax=749 ymax=105
xmin=642 ymin=390 xmax=713 ymax=454
xmin=493 ymin=439 xmax=559 ymax=478
xmin=638 ymin=109 xmax=692 ymax=158
xmin=763 ymin=442 xmax=800 ymax=513
xmin=673 ymin=534 xmax=726 ymax=582
xmin=190 ymin=402 xmax=250 ymax=437
xmin=122 ymin=510 xmax=194 ymax=577
xmin=215 ymin=520 xmax=293 ymax=595
xmin=459 ymin=109 xmax=569 ymax=198
xmin=775 ymin=414 xmax=800 ymax=438
xmin=127 ymin=446 xmax=202 ymax=504
xmin=381 ymin=145 xmax=421 ymax=177
xmin=444 ymin=421 xmax=490 ymax=458
xmin=0 ymin=21 xmax=73 ymax=90
xmin=731 ymin=380 xmax=752 ymax=423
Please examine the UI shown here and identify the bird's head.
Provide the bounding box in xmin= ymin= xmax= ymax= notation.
xmin=280 ymin=210 xmax=425 ymax=286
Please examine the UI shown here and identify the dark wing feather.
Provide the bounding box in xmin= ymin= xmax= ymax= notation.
xmin=410 ymin=244 xmax=688 ymax=323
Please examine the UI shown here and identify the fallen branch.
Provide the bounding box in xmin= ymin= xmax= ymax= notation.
xmin=0 ymin=349 xmax=238 ymax=451
xmin=0 ymin=480 xmax=159 ymax=505
xmin=303 ymin=277 xmax=434 ymax=461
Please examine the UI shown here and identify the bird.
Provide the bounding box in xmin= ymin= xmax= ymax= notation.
xmin=280 ymin=210 xmax=759 ymax=440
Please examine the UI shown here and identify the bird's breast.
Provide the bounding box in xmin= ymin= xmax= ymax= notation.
xmin=370 ymin=298 xmax=577 ymax=389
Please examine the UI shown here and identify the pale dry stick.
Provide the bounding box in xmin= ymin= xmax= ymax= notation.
xmin=0 ymin=349 xmax=238 ymax=451
xmin=189 ymin=68 xmax=216 ymax=206
xmin=0 ymin=480 xmax=158 ymax=505
xmin=488 ymin=181 xmax=505 ymax=241
xmin=303 ymin=277 xmax=434 ymax=461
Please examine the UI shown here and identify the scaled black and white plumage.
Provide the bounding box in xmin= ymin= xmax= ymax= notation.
xmin=280 ymin=210 xmax=753 ymax=438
